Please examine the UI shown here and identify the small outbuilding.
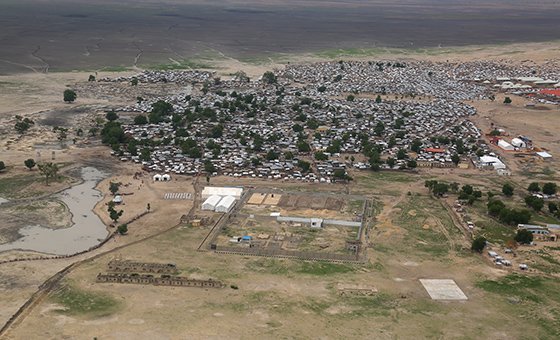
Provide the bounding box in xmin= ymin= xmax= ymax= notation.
xmin=112 ymin=195 xmax=123 ymax=204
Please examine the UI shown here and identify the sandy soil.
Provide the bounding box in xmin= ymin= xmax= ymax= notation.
xmin=1 ymin=40 xmax=559 ymax=339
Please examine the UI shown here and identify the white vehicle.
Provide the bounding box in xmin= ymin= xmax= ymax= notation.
xmin=519 ymin=264 xmax=528 ymax=270
xmin=488 ymin=251 xmax=498 ymax=258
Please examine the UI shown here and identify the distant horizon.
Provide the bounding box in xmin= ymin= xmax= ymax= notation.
xmin=1 ymin=0 xmax=559 ymax=74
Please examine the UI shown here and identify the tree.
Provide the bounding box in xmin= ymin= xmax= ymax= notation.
xmin=109 ymin=181 xmax=121 ymax=195
xmin=0 ymin=161 xmax=5 ymax=172
xmin=88 ymin=74 xmax=96 ymax=82
xmin=548 ymin=202 xmax=558 ymax=214
xmin=514 ymin=229 xmax=533 ymax=244
xmin=298 ymin=160 xmax=311 ymax=173
xmin=14 ymin=117 xmax=34 ymax=134
xmin=410 ymin=139 xmax=422 ymax=153
xmin=130 ymin=77 xmax=139 ymax=86
xmin=149 ymin=100 xmax=174 ymax=124
xmin=53 ymin=126 xmax=68 ymax=146
xmin=502 ymin=183 xmax=514 ymax=197
xmin=24 ymin=158 xmax=36 ymax=170
xmin=117 ymin=224 xmax=128 ymax=235
xmin=297 ymin=140 xmax=311 ymax=152
xmin=373 ymin=122 xmax=385 ymax=136
xmin=542 ymin=182 xmax=558 ymax=196
xmin=451 ymin=153 xmax=460 ymax=166
xmin=396 ymin=149 xmax=407 ymax=160
xmin=525 ymin=195 xmax=544 ymax=211
xmin=432 ymin=183 xmax=449 ymax=196
xmin=292 ymin=124 xmax=304 ymax=132
xmin=315 ymin=152 xmax=328 ymax=161
xmin=375 ymin=95 xmax=382 ymax=103
xmin=386 ymin=157 xmax=396 ymax=168
xmin=105 ymin=110 xmax=119 ymax=122
xmin=109 ymin=207 xmax=123 ymax=223
xmin=503 ymin=97 xmax=512 ymax=104
xmin=37 ymin=162 xmax=59 ymax=185
xmin=471 ymin=236 xmax=487 ymax=253
xmin=528 ymin=182 xmax=540 ymax=193
xmin=63 ymin=89 xmax=77 ymax=103
xmin=134 ymin=115 xmax=148 ymax=125
xmin=204 ymin=159 xmax=216 ymax=173
xmin=346 ymin=94 xmax=355 ymax=102
xmin=262 ymin=71 xmax=277 ymax=84
xmin=333 ymin=169 xmax=351 ymax=181
xmin=407 ymin=159 xmax=417 ymax=168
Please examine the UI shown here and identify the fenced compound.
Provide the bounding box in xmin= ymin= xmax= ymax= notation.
xmin=213 ymin=245 xmax=363 ymax=263
xmin=96 ymin=273 xmax=224 ymax=288
xmin=164 ymin=192 xmax=192 ymax=200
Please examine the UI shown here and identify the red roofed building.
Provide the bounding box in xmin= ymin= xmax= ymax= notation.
xmin=423 ymin=147 xmax=446 ymax=153
xmin=540 ymin=89 xmax=560 ymax=97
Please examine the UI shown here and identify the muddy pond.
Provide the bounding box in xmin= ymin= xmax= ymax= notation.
xmin=0 ymin=167 xmax=109 ymax=255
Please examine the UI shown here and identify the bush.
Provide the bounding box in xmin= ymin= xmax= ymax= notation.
xmin=514 ymin=229 xmax=533 ymax=245
xmin=525 ymin=195 xmax=544 ymax=211
xmin=502 ymin=183 xmax=514 ymax=197
xmin=471 ymin=236 xmax=487 ymax=253
xmin=542 ymin=182 xmax=557 ymax=195
xmin=528 ymin=182 xmax=540 ymax=193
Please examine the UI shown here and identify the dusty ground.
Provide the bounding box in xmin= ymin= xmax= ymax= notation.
xmin=1 ymin=41 xmax=560 ymax=338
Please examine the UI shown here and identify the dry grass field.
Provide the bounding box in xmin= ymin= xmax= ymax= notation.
xmin=1 ymin=34 xmax=560 ymax=338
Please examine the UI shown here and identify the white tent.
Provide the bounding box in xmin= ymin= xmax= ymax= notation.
xmin=498 ymin=140 xmax=514 ymax=151
xmin=153 ymin=174 xmax=162 ymax=181
xmin=511 ymin=138 xmax=526 ymax=148
xmin=162 ymin=174 xmax=171 ymax=181
xmin=480 ymin=156 xmax=506 ymax=170
xmin=112 ymin=195 xmax=123 ymax=204
xmin=215 ymin=196 xmax=236 ymax=213
xmin=202 ymin=195 xmax=222 ymax=211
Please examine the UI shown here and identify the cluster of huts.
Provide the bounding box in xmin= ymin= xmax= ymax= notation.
xmin=103 ymin=60 xmax=560 ymax=180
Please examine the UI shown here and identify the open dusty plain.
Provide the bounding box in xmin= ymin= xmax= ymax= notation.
xmin=1 ymin=40 xmax=560 ymax=338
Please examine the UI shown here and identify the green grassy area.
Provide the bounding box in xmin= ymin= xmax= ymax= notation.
xmin=476 ymin=274 xmax=560 ymax=338
xmin=0 ymin=174 xmax=42 ymax=198
xmin=394 ymin=195 xmax=460 ymax=257
xmin=143 ymin=59 xmax=213 ymax=71
xmin=50 ymin=283 xmax=121 ymax=317
xmin=352 ymin=171 xmax=419 ymax=196
xmin=245 ymin=258 xmax=355 ymax=276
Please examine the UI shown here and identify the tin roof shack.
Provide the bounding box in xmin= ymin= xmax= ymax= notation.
xmin=215 ymin=195 xmax=236 ymax=213
xmin=518 ymin=224 xmax=558 ymax=242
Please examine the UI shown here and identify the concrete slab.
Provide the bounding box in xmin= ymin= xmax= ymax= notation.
xmin=263 ymin=194 xmax=282 ymax=206
xmin=420 ymin=279 xmax=468 ymax=300
xmin=247 ymin=193 xmax=266 ymax=205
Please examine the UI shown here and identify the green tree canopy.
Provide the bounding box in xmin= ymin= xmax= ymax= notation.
xmin=63 ymin=89 xmax=77 ymax=103
xmin=24 ymin=158 xmax=36 ymax=170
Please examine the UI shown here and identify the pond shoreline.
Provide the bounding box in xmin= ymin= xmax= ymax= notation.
xmin=0 ymin=167 xmax=111 ymax=256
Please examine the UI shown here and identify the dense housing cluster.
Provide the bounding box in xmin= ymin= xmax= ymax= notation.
xmin=99 ymin=60 xmax=556 ymax=181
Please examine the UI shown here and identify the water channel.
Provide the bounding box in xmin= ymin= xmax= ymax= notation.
xmin=0 ymin=167 xmax=110 ymax=255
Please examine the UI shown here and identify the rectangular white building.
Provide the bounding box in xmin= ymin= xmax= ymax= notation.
xmin=202 ymin=187 xmax=243 ymax=199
